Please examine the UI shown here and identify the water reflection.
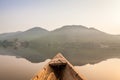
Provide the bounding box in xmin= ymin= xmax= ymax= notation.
xmin=76 ymin=58 xmax=120 ymax=80
xmin=0 ymin=55 xmax=120 ymax=80
xmin=0 ymin=55 xmax=50 ymax=80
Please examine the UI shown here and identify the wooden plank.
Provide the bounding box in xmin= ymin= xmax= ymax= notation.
xmin=31 ymin=53 xmax=87 ymax=80
xmin=47 ymin=72 xmax=57 ymax=80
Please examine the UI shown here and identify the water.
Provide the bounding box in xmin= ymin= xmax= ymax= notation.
xmin=0 ymin=55 xmax=50 ymax=80
xmin=0 ymin=55 xmax=120 ymax=80
xmin=76 ymin=58 xmax=120 ymax=80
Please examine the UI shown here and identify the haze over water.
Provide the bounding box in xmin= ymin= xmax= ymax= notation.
xmin=0 ymin=55 xmax=120 ymax=80
xmin=0 ymin=0 xmax=120 ymax=80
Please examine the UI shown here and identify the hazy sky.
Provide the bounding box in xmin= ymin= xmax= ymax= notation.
xmin=0 ymin=0 xmax=120 ymax=34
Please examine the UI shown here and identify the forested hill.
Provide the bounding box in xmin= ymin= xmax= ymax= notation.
xmin=0 ymin=25 xmax=120 ymax=65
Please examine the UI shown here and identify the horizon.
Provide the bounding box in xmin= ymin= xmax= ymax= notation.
xmin=0 ymin=0 xmax=120 ymax=34
xmin=0 ymin=25 xmax=119 ymax=35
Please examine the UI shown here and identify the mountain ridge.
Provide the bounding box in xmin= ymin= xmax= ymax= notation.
xmin=0 ymin=25 xmax=120 ymax=65
xmin=0 ymin=25 xmax=118 ymax=35
xmin=0 ymin=26 xmax=49 ymax=40
xmin=0 ymin=25 xmax=119 ymax=36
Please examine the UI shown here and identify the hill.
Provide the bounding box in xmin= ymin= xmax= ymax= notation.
xmin=0 ymin=25 xmax=120 ymax=65
xmin=0 ymin=31 xmax=22 ymax=40
xmin=0 ymin=27 xmax=49 ymax=40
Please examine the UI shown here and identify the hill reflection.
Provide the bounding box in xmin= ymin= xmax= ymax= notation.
xmin=0 ymin=55 xmax=120 ymax=80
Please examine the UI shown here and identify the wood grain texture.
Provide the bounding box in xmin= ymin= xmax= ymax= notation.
xmin=31 ymin=53 xmax=87 ymax=80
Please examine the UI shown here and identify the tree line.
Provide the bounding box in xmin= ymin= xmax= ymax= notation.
xmin=0 ymin=39 xmax=29 ymax=49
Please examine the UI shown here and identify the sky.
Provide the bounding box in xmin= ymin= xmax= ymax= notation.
xmin=0 ymin=0 xmax=120 ymax=34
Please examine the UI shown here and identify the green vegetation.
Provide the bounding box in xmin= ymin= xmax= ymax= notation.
xmin=0 ymin=39 xmax=29 ymax=49
xmin=0 ymin=25 xmax=120 ymax=65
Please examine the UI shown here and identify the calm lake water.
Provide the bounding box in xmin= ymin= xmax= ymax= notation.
xmin=0 ymin=55 xmax=120 ymax=80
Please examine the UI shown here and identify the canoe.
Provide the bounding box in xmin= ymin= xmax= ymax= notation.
xmin=31 ymin=53 xmax=87 ymax=80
